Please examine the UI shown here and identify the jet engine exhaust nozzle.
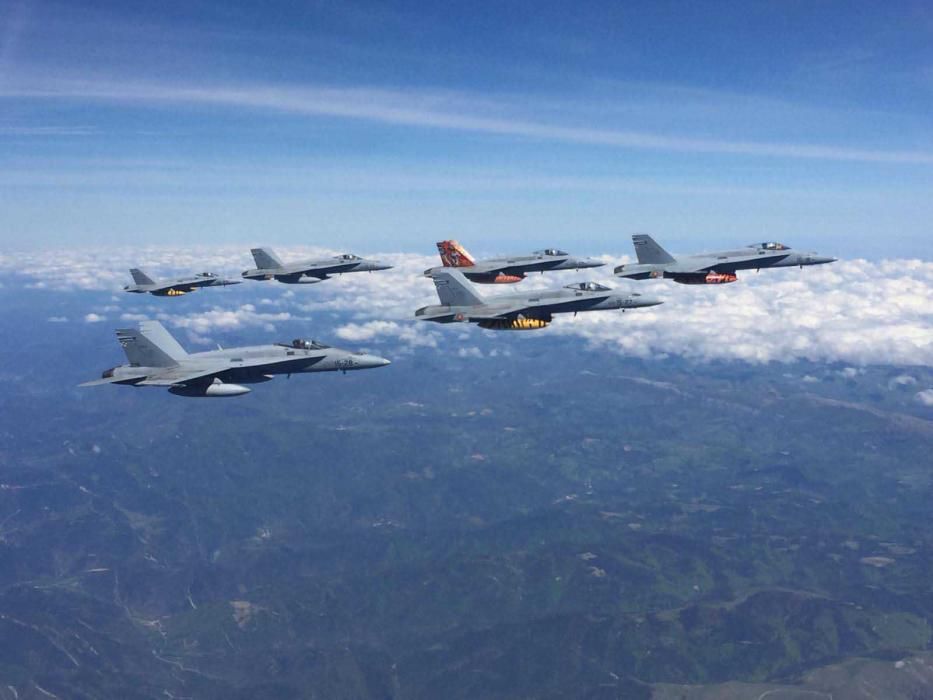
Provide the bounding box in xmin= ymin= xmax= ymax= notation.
xmin=672 ymin=272 xmax=738 ymax=285
xmin=478 ymin=317 xmax=551 ymax=331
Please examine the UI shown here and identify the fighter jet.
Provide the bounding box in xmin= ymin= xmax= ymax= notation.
xmin=415 ymin=269 xmax=661 ymax=330
xmin=614 ymin=234 xmax=836 ymax=285
xmin=123 ymin=268 xmax=240 ymax=296
xmin=80 ymin=321 xmax=390 ymax=397
xmin=241 ymin=247 xmax=392 ymax=284
xmin=424 ymin=240 xmax=604 ymax=284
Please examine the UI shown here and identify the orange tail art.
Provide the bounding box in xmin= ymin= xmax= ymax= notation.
xmin=436 ymin=240 xmax=475 ymax=268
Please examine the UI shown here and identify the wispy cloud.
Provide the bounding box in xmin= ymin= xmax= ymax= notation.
xmin=0 ymin=125 xmax=96 ymax=136
xmin=6 ymin=77 xmax=933 ymax=165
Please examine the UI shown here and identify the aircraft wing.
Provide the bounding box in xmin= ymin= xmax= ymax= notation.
xmin=466 ymin=303 xmax=541 ymax=321
xmin=78 ymin=373 xmax=149 ymax=387
xmin=136 ymin=355 xmax=322 ymax=386
xmin=139 ymin=278 xmax=220 ymax=293
xmin=463 ymin=261 xmax=512 ymax=274
xmin=183 ymin=277 xmax=224 ymax=288
xmin=290 ymin=261 xmax=357 ymax=278
xmin=694 ymin=252 xmax=791 ymax=273
xmin=141 ymin=281 xmax=192 ymax=293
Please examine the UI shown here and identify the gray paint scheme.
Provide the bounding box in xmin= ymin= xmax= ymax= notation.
xmin=80 ymin=321 xmax=390 ymax=397
xmin=615 ymin=234 xmax=836 ymax=283
xmin=124 ymin=268 xmax=241 ymax=296
xmin=242 ymin=247 xmax=392 ymax=284
xmin=415 ymin=269 xmax=662 ymax=330
xmin=424 ymin=240 xmax=604 ymax=283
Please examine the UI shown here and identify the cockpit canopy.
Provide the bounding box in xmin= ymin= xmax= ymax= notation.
xmin=195 ymin=272 xmax=217 ymax=278
xmin=536 ymin=248 xmax=568 ymax=256
xmin=565 ymin=281 xmax=610 ymax=292
xmin=290 ymin=338 xmax=330 ymax=350
xmin=753 ymin=242 xmax=789 ymax=251
xmin=337 ymin=253 xmax=361 ymax=261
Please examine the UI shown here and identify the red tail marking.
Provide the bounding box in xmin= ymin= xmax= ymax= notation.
xmin=436 ymin=240 xmax=475 ymax=267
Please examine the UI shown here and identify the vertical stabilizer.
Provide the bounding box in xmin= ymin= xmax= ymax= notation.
xmin=129 ymin=268 xmax=156 ymax=286
xmin=431 ymin=270 xmax=485 ymax=306
xmin=116 ymin=321 xmax=188 ymax=367
xmin=632 ymin=234 xmax=675 ymax=265
xmin=436 ymin=240 xmax=476 ymax=267
xmin=251 ymin=247 xmax=284 ymax=270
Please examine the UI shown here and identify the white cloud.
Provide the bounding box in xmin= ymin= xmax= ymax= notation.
xmin=5 ymin=246 xmax=933 ymax=367
xmin=83 ymin=313 xmax=105 ymax=323
xmin=916 ymin=390 xmax=933 ymax=407
xmin=889 ymin=374 xmax=917 ymax=388
xmin=545 ymin=259 xmax=933 ymax=367
xmin=161 ymin=304 xmax=297 ymax=335
xmin=335 ymin=320 xmax=439 ymax=349
xmin=47 ymin=316 xmax=68 ymax=322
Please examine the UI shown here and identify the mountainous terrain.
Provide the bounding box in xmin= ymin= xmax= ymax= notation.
xmin=1 ymin=289 xmax=931 ymax=698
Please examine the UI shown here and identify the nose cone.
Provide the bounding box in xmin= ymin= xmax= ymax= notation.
xmin=565 ymin=257 xmax=605 ymax=270
xmin=628 ymin=295 xmax=663 ymax=308
xmin=222 ymin=279 xmax=243 ymax=286
xmin=810 ymin=255 xmax=837 ymax=265
xmin=358 ymin=354 xmax=392 ymax=369
xmin=368 ymin=261 xmax=394 ymax=272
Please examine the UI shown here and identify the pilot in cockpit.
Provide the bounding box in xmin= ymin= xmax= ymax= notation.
xmin=566 ymin=281 xmax=610 ymax=292
xmin=291 ymin=339 xmax=329 ymax=350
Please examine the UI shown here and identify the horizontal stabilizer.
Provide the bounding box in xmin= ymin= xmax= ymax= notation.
xmin=79 ymin=374 xmax=146 ymax=387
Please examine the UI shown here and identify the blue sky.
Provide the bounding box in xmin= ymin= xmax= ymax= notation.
xmin=1 ymin=0 xmax=932 ymax=258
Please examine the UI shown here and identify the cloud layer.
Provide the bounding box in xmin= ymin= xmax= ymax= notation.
xmin=4 ymin=246 xmax=931 ymax=367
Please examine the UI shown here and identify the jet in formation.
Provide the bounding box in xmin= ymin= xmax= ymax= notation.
xmin=415 ymin=269 xmax=661 ymax=330
xmin=242 ymin=247 xmax=392 ymax=284
xmin=614 ymin=234 xmax=836 ymax=285
xmin=425 ymin=240 xmax=604 ymax=284
xmin=80 ymin=321 xmax=390 ymax=397
xmin=123 ymin=268 xmax=240 ymax=296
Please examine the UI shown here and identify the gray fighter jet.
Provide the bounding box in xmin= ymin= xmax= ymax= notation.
xmin=242 ymin=247 xmax=392 ymax=284
xmin=614 ymin=234 xmax=836 ymax=285
xmin=124 ymin=268 xmax=240 ymax=296
xmin=424 ymin=239 xmax=604 ymax=284
xmin=415 ymin=269 xmax=661 ymax=330
xmin=80 ymin=321 xmax=390 ymax=397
